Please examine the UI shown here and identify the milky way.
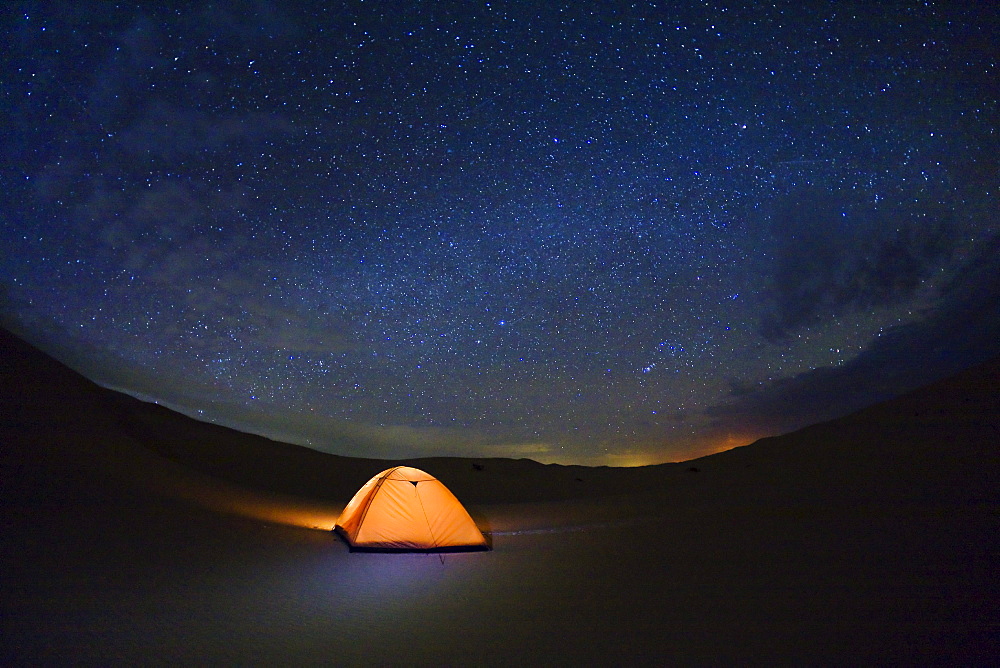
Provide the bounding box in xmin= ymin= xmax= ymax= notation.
xmin=3 ymin=2 xmax=998 ymax=464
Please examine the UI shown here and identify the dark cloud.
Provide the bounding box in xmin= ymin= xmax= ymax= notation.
xmin=712 ymin=232 xmax=1000 ymax=434
xmin=760 ymin=186 xmax=957 ymax=341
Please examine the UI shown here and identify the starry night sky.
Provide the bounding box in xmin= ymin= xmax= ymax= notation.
xmin=3 ymin=1 xmax=998 ymax=465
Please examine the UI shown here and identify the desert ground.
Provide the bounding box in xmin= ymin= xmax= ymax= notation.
xmin=2 ymin=327 xmax=997 ymax=664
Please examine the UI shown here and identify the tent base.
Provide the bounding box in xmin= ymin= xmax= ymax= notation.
xmin=333 ymin=526 xmax=491 ymax=553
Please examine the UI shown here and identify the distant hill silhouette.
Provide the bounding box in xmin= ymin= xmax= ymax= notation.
xmin=1 ymin=326 xmax=997 ymax=508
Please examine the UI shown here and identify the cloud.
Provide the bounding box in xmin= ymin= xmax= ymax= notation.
xmin=711 ymin=232 xmax=1000 ymax=435
xmin=760 ymin=186 xmax=958 ymax=341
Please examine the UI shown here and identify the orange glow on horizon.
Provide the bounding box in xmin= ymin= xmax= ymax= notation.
xmin=703 ymin=433 xmax=758 ymax=457
xmin=602 ymin=452 xmax=665 ymax=467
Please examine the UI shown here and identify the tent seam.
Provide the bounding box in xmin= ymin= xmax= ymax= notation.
xmin=413 ymin=482 xmax=440 ymax=549
xmin=353 ymin=466 xmax=399 ymax=536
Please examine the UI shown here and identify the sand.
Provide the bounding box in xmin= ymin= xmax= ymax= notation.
xmin=2 ymin=328 xmax=997 ymax=664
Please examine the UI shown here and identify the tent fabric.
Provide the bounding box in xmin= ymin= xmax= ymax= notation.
xmin=334 ymin=466 xmax=489 ymax=552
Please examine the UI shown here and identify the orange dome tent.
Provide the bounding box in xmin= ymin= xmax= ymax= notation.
xmin=334 ymin=466 xmax=489 ymax=552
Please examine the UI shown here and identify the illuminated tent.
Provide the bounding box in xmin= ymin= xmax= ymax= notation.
xmin=334 ymin=466 xmax=489 ymax=552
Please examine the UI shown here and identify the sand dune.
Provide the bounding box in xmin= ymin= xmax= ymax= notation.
xmin=2 ymin=328 xmax=997 ymax=664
